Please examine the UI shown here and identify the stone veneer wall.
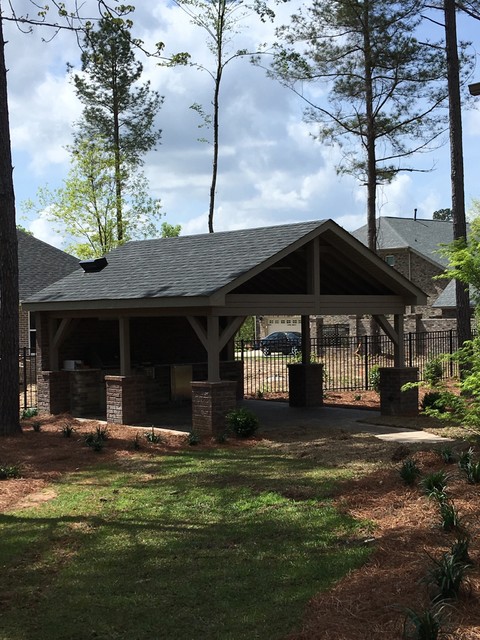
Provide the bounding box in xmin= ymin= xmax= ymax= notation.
xmin=191 ymin=381 xmax=237 ymax=437
xmin=38 ymin=371 xmax=71 ymax=415
xmin=105 ymin=375 xmax=146 ymax=425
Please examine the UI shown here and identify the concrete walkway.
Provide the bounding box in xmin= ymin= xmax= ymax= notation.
xmin=241 ymin=400 xmax=453 ymax=444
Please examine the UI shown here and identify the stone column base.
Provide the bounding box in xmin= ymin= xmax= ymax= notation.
xmin=379 ymin=367 xmax=419 ymax=417
xmin=105 ymin=375 xmax=146 ymax=425
xmin=191 ymin=381 xmax=237 ymax=437
xmin=38 ymin=370 xmax=70 ymax=415
xmin=288 ymin=363 xmax=324 ymax=407
xmin=70 ymin=369 xmax=102 ymax=416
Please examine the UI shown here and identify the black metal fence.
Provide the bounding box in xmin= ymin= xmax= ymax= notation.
xmin=19 ymin=348 xmax=37 ymax=413
xmin=236 ymin=330 xmax=459 ymax=397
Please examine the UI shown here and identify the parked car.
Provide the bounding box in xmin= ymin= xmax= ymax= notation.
xmin=259 ymin=331 xmax=302 ymax=356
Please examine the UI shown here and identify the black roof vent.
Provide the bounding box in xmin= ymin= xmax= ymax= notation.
xmin=79 ymin=257 xmax=108 ymax=273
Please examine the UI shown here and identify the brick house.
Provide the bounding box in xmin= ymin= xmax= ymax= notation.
xmin=18 ymin=230 xmax=79 ymax=351
xmin=25 ymin=220 xmax=426 ymax=432
xmin=349 ymin=216 xmax=470 ymax=336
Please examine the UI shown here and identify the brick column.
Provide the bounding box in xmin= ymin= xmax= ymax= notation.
xmin=38 ymin=370 xmax=70 ymax=415
xmin=379 ymin=367 xmax=419 ymax=417
xmin=105 ymin=375 xmax=146 ymax=425
xmin=287 ymin=363 xmax=324 ymax=407
xmin=191 ymin=381 xmax=237 ymax=437
xmin=70 ymin=369 xmax=102 ymax=417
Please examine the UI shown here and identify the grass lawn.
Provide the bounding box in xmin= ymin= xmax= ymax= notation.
xmin=0 ymin=446 xmax=371 ymax=640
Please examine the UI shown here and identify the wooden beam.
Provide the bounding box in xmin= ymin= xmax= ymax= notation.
xmin=119 ymin=317 xmax=131 ymax=376
xmin=188 ymin=316 xmax=208 ymax=350
xmin=207 ymin=315 xmax=220 ymax=382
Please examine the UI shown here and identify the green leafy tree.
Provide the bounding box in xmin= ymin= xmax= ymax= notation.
xmin=0 ymin=2 xmax=138 ymax=435
xmin=70 ymin=17 xmax=164 ymax=243
xmin=24 ymin=137 xmax=165 ymax=258
xmin=433 ymin=208 xmax=453 ymax=221
xmin=270 ymin=0 xmax=458 ymax=253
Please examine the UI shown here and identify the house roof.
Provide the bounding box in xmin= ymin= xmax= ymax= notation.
xmin=352 ymin=216 xmax=459 ymax=268
xmin=433 ymin=280 xmax=475 ymax=309
xmin=25 ymin=219 xmax=426 ymax=314
xmin=18 ymin=230 xmax=79 ymax=302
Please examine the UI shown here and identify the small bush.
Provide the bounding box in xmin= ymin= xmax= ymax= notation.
xmin=438 ymin=499 xmax=461 ymax=532
xmin=439 ymin=446 xmax=455 ymax=464
xmin=187 ymin=431 xmax=201 ymax=446
xmin=399 ymin=459 xmax=421 ymax=486
xmin=95 ymin=425 xmax=109 ymax=441
xmin=463 ymin=460 xmax=480 ymax=484
xmin=0 ymin=463 xmax=21 ymax=480
xmin=402 ymin=603 xmax=445 ymax=640
xmin=32 ymin=421 xmax=42 ymax=432
xmin=145 ymin=427 xmax=161 ymax=444
xmin=424 ymin=357 xmax=444 ymax=388
xmin=422 ymin=391 xmax=448 ymax=413
xmin=421 ymin=470 xmax=449 ymax=498
xmin=21 ymin=407 xmax=38 ymax=419
xmin=451 ymin=536 xmax=473 ymax=566
xmin=427 ymin=551 xmax=470 ymax=601
xmin=83 ymin=433 xmax=105 ymax=452
xmin=226 ymin=408 xmax=259 ymax=438
xmin=368 ymin=365 xmax=381 ymax=393
xmin=458 ymin=447 xmax=475 ymax=471
xmin=60 ymin=421 xmax=75 ymax=438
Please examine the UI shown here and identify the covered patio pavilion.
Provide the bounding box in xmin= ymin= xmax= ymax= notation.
xmin=25 ymin=220 xmax=426 ymax=436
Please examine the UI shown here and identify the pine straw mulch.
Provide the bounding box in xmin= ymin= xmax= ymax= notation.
xmin=1 ymin=413 xmax=480 ymax=638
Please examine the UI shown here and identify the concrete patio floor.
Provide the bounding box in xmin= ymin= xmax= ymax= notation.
xmin=143 ymin=399 xmax=452 ymax=445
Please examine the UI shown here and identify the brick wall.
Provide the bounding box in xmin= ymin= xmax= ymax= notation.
xmin=191 ymin=381 xmax=237 ymax=437
xmin=105 ymin=375 xmax=146 ymax=425
xmin=379 ymin=367 xmax=419 ymax=417
xmin=19 ymin=306 xmax=29 ymax=350
xmin=38 ymin=370 xmax=70 ymax=415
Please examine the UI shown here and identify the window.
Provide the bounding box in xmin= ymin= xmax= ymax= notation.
xmin=29 ymin=312 xmax=36 ymax=353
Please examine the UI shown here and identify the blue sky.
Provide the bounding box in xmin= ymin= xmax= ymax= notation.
xmin=6 ymin=1 xmax=480 ymax=249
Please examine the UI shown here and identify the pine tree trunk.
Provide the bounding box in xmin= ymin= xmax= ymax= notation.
xmin=0 ymin=13 xmax=20 ymax=436
xmin=444 ymin=0 xmax=471 ymax=348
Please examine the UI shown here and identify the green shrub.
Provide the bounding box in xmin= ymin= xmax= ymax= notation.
xmin=424 ymin=357 xmax=444 ymax=388
xmin=458 ymin=447 xmax=475 ymax=471
xmin=421 ymin=391 xmax=448 ymax=413
xmin=420 ymin=470 xmax=449 ymax=498
xmin=95 ymin=425 xmax=109 ymax=440
xmin=438 ymin=499 xmax=461 ymax=531
xmin=83 ymin=433 xmax=105 ymax=452
xmin=427 ymin=551 xmax=470 ymax=601
xmin=439 ymin=446 xmax=455 ymax=464
xmin=188 ymin=431 xmax=201 ymax=446
xmin=60 ymin=421 xmax=75 ymax=438
xmin=399 ymin=459 xmax=421 ymax=486
xmin=0 ymin=464 xmax=21 ymax=480
xmin=21 ymin=407 xmax=38 ymax=419
xmin=145 ymin=427 xmax=161 ymax=444
xmin=463 ymin=460 xmax=480 ymax=484
xmin=451 ymin=536 xmax=472 ymax=566
xmin=226 ymin=408 xmax=259 ymax=438
xmin=402 ymin=603 xmax=445 ymax=640
xmin=368 ymin=365 xmax=381 ymax=393
xmin=32 ymin=421 xmax=42 ymax=432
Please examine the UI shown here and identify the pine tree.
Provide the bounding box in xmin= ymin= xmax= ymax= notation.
xmin=71 ymin=18 xmax=164 ymax=243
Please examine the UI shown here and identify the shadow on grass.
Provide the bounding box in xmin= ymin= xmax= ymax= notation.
xmin=0 ymin=448 xmax=371 ymax=640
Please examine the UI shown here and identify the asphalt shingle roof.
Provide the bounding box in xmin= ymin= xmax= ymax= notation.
xmin=18 ymin=230 xmax=79 ymax=301
xmin=27 ymin=220 xmax=324 ymax=304
xmin=352 ymin=216 xmax=459 ymax=267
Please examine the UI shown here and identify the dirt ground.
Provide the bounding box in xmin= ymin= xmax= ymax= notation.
xmin=1 ymin=403 xmax=479 ymax=639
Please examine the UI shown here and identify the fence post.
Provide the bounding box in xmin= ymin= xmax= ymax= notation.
xmin=364 ymin=335 xmax=369 ymax=390
xmin=22 ymin=347 xmax=28 ymax=411
xmin=408 ymin=333 xmax=413 ymax=368
xmin=449 ymin=330 xmax=454 ymax=378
